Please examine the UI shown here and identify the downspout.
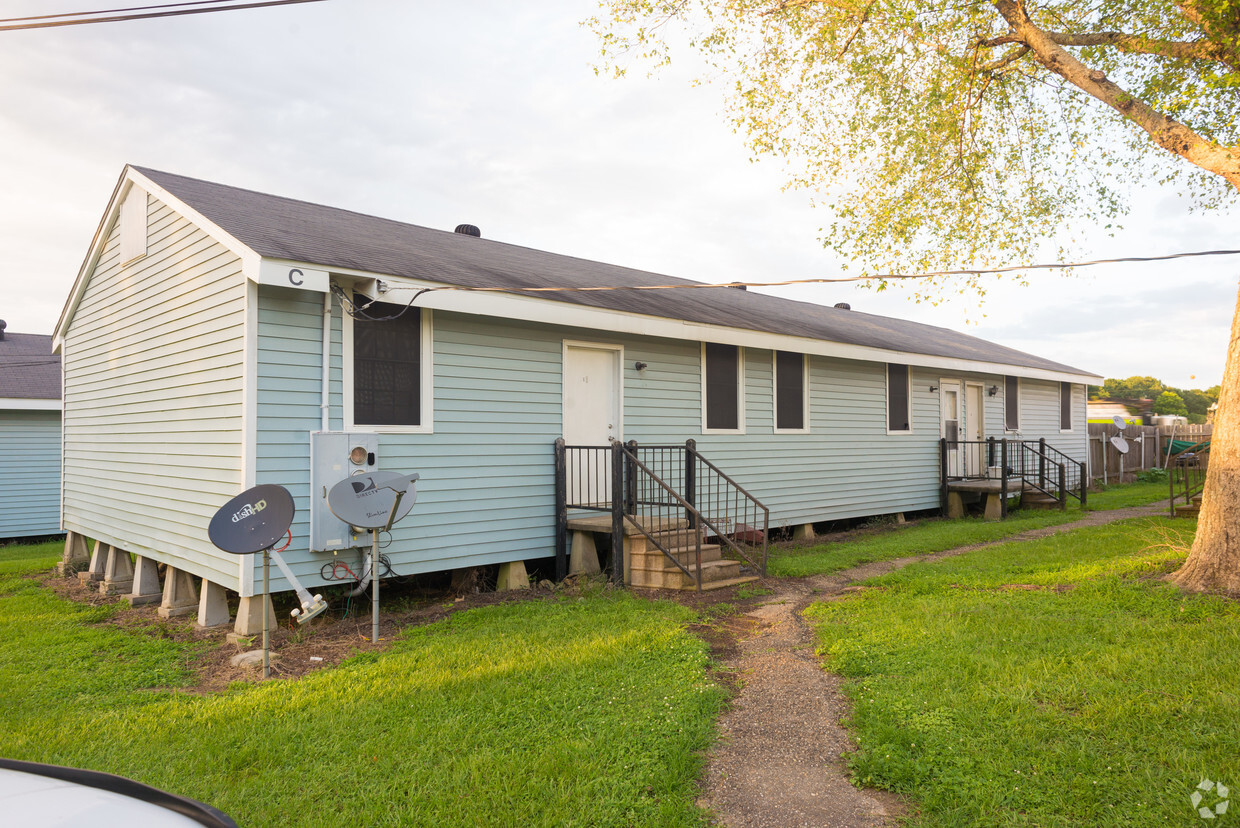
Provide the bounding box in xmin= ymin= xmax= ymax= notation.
xmin=321 ymin=291 xmax=332 ymax=432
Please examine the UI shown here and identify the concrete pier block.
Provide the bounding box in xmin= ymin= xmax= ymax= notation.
xmin=99 ymin=546 xmax=135 ymax=596
xmin=792 ymin=523 xmax=816 ymax=542
xmin=197 ymin=580 xmax=231 ymax=628
xmin=496 ymin=560 xmax=530 ymax=591
xmin=946 ymin=492 xmax=966 ymax=519
xmin=569 ymin=531 xmax=600 ymax=576
xmin=157 ymin=567 xmax=198 ymax=619
xmin=126 ymin=556 xmax=162 ymax=607
xmin=57 ymin=532 xmax=90 ymax=576
xmin=78 ymin=541 xmax=109 ymax=583
xmin=233 ymin=595 xmax=277 ymax=636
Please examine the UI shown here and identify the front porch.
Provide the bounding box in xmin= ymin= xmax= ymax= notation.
xmin=555 ymin=439 xmax=768 ymax=591
xmin=940 ymin=438 xmax=1088 ymax=519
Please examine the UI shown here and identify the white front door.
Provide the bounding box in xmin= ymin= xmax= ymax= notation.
xmin=941 ymin=380 xmax=962 ymax=477
xmin=563 ymin=343 xmax=622 ymax=505
xmin=965 ymin=383 xmax=985 ymax=475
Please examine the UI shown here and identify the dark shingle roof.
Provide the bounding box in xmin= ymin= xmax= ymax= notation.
xmin=0 ymin=332 xmax=60 ymax=400
xmin=135 ymin=166 xmax=1094 ymax=378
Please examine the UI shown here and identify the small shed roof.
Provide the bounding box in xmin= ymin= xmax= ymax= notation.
xmin=0 ymin=331 xmax=60 ymax=402
xmin=67 ymin=165 xmax=1100 ymax=382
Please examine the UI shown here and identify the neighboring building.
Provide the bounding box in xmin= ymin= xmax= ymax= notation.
xmin=54 ymin=166 xmax=1099 ymax=628
xmin=0 ymin=323 xmax=62 ymax=539
xmin=1087 ymin=400 xmax=1140 ymax=423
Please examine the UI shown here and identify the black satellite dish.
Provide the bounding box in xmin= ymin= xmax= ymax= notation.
xmin=208 ymin=484 xmax=296 ymax=555
xmin=327 ymin=472 xmax=419 ymax=530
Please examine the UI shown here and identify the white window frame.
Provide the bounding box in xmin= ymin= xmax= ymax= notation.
xmin=343 ymin=301 xmax=434 ymax=434
xmin=886 ymin=363 xmax=913 ymax=435
xmin=772 ymin=351 xmax=810 ymax=434
xmin=701 ymin=342 xmax=745 ymax=434
xmin=1004 ymin=375 xmax=1021 ymax=432
xmin=1059 ymin=381 xmax=1074 ymax=433
xmin=118 ymin=185 xmax=148 ymax=265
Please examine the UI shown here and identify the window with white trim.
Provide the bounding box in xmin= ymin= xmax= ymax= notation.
xmin=774 ymin=351 xmax=807 ymax=432
xmin=1005 ymin=375 xmax=1020 ymax=431
xmin=351 ymin=297 xmax=429 ymax=428
xmin=887 ymin=363 xmax=911 ymax=432
xmin=1059 ymin=382 xmax=1073 ymax=431
xmin=703 ymin=343 xmax=742 ymax=432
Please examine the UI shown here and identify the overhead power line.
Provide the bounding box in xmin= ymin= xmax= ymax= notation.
xmin=0 ymin=0 xmax=324 ymax=31
xmin=380 ymin=247 xmax=1240 ymax=302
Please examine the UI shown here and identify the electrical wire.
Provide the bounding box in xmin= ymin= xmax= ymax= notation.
xmin=373 ymin=247 xmax=1240 ymax=303
xmin=0 ymin=0 xmax=238 ymax=24
xmin=0 ymin=0 xmax=324 ymax=31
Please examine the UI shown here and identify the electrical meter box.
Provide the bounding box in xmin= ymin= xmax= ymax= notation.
xmin=310 ymin=432 xmax=379 ymax=552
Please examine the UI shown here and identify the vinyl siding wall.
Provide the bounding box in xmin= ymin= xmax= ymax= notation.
xmin=61 ymin=194 xmax=248 ymax=590
xmin=251 ymin=294 xmax=1090 ymax=591
xmin=0 ymin=409 xmax=61 ymax=537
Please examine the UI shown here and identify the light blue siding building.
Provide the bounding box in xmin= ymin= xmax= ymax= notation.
xmin=55 ymin=166 xmax=1099 ymax=628
xmin=0 ymin=326 xmax=62 ymax=539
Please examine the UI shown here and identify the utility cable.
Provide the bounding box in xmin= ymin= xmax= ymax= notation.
xmin=0 ymin=0 xmax=324 ymax=31
xmin=376 ymin=247 xmax=1240 ymax=303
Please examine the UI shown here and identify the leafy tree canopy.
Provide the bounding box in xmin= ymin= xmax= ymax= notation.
xmin=1102 ymin=375 xmax=1168 ymax=399
xmin=1154 ymin=389 xmax=1191 ymax=415
xmin=590 ymin=0 xmax=1239 ymax=300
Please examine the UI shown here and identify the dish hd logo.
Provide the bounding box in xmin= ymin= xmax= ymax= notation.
xmin=230 ymin=499 xmax=267 ymax=523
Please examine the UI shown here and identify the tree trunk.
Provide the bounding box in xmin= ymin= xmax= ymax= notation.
xmin=1169 ymin=280 xmax=1240 ymax=593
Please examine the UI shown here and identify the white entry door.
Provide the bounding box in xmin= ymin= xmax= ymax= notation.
xmin=563 ymin=343 xmax=622 ymax=506
xmin=965 ymin=383 xmax=985 ymax=475
xmin=941 ymin=379 xmax=962 ymax=477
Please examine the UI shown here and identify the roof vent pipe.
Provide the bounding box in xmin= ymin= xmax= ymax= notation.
xmin=0 ymin=319 xmax=6 ymax=340
xmin=727 ymin=283 xmax=747 ymax=290
xmin=454 ymin=224 xmax=481 ymax=238
xmin=834 ymin=302 xmax=851 ymax=310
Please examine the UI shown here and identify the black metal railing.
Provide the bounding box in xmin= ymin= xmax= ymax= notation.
xmin=554 ymin=438 xmax=769 ymax=589
xmin=939 ymin=437 xmax=1087 ymax=515
xmin=1168 ymin=444 xmax=1209 ymax=517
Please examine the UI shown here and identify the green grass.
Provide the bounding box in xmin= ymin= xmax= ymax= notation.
xmin=806 ymin=517 xmax=1240 ymax=826
xmin=768 ymin=481 xmax=1170 ymax=578
xmin=768 ymin=511 xmax=1080 ymax=577
xmin=1085 ymin=480 xmax=1171 ymax=511
xmin=0 ymin=544 xmax=725 ymax=827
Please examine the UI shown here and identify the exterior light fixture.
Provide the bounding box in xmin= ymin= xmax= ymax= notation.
xmin=988 ymin=385 xmax=999 ymax=396
xmin=635 ymin=361 xmax=648 ymax=371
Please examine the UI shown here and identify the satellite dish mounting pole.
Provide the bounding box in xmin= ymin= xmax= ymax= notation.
xmin=370 ymin=488 xmax=405 ymax=643
xmin=262 ymin=549 xmax=271 ymax=679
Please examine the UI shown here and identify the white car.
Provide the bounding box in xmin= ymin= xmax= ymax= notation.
xmin=0 ymin=759 xmax=236 ymax=827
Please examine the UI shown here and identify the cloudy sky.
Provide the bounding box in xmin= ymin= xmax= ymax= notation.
xmin=1 ymin=0 xmax=1236 ymax=389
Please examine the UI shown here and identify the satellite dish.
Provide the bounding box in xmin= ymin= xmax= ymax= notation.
xmin=1109 ymin=435 xmax=1130 ymax=455
xmin=327 ymin=471 xmax=419 ymax=530
xmin=1112 ymin=415 xmax=1128 ymax=430
xmin=208 ymin=484 xmax=295 ymax=555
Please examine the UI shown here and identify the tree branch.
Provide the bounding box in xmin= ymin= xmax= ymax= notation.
xmin=1043 ymin=29 xmax=1239 ymax=69
xmin=976 ymin=44 xmax=1030 ymax=72
xmin=992 ymin=0 xmax=1240 ymax=190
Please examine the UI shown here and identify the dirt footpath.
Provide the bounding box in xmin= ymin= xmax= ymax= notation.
xmin=698 ymin=502 xmax=1171 ymax=827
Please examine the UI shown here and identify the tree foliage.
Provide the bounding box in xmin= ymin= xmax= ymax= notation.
xmin=590 ymin=0 xmax=1239 ymax=298
xmin=1154 ymin=389 xmax=1190 ymax=415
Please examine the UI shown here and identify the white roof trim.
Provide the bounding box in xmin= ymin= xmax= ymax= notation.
xmin=0 ymin=397 xmax=61 ymax=411
xmin=54 ymin=165 xmax=261 ymax=350
xmin=330 ymin=267 xmax=1101 ymax=384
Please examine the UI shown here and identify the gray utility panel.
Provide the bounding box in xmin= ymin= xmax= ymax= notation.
xmin=310 ymin=432 xmax=378 ymax=552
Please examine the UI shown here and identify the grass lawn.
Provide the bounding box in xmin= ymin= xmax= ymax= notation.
xmin=0 ymin=542 xmax=725 ymax=827
xmin=806 ymin=517 xmax=1240 ymax=826
xmin=768 ymin=481 xmax=1170 ymax=578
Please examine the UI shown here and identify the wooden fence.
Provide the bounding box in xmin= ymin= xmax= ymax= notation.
xmin=1087 ymin=422 xmax=1212 ymax=483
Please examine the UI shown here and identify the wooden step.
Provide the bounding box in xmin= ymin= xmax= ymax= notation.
xmin=1175 ymin=504 xmax=1201 ymax=517
xmin=629 ymin=558 xmax=745 ymax=590
xmin=629 ymin=543 xmax=723 ymax=569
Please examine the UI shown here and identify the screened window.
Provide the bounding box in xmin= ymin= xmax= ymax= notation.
xmin=1005 ymin=376 xmax=1020 ymax=430
xmin=353 ymin=298 xmax=423 ymax=427
xmin=1060 ymin=382 xmax=1073 ymax=431
xmin=775 ymin=351 xmax=806 ymax=431
xmin=704 ymin=343 xmax=741 ymax=431
xmin=887 ymin=363 xmax=911 ymax=432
